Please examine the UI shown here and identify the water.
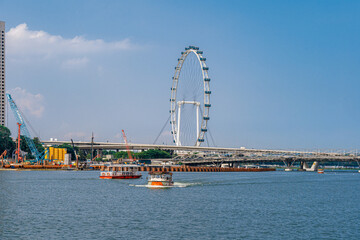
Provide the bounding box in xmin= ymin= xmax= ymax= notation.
xmin=0 ymin=170 xmax=359 ymax=239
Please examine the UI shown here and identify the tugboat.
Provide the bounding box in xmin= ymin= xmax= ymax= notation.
xmin=148 ymin=169 xmax=174 ymax=187
xmin=100 ymin=164 xmax=142 ymax=179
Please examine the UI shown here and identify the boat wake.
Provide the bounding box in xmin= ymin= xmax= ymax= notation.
xmin=130 ymin=182 xmax=200 ymax=188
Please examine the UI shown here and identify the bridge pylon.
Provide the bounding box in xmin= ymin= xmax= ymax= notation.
xmin=283 ymin=158 xmax=296 ymax=171
xmin=300 ymin=161 xmax=319 ymax=172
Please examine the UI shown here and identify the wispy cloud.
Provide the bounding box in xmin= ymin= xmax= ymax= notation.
xmin=8 ymin=87 xmax=45 ymax=118
xmin=64 ymin=131 xmax=87 ymax=140
xmin=61 ymin=57 xmax=89 ymax=69
xmin=6 ymin=23 xmax=136 ymax=67
xmin=7 ymin=23 xmax=134 ymax=55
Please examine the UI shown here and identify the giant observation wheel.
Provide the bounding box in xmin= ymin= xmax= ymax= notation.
xmin=170 ymin=46 xmax=211 ymax=146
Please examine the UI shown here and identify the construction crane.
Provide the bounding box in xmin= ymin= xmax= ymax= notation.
xmin=15 ymin=123 xmax=23 ymax=163
xmin=1 ymin=150 xmax=7 ymax=167
xmin=6 ymin=93 xmax=48 ymax=164
xmin=71 ymin=139 xmax=79 ymax=168
xmin=122 ymin=129 xmax=135 ymax=161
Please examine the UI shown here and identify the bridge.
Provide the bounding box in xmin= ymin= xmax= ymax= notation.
xmin=42 ymin=140 xmax=360 ymax=169
xmin=41 ymin=140 xmax=358 ymax=155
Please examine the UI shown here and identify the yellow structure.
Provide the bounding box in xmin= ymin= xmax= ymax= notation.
xmin=45 ymin=147 xmax=67 ymax=162
xmin=54 ymin=148 xmax=59 ymax=160
xmin=45 ymin=148 xmax=50 ymax=160
xmin=48 ymin=147 xmax=54 ymax=160
xmin=59 ymin=148 xmax=63 ymax=161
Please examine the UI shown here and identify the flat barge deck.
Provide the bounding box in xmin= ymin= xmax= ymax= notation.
xmin=99 ymin=165 xmax=276 ymax=172
xmin=1 ymin=164 xmax=64 ymax=170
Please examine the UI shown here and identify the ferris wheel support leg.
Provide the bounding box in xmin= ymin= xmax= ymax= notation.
xmin=177 ymin=105 xmax=181 ymax=146
xmin=196 ymin=104 xmax=199 ymax=139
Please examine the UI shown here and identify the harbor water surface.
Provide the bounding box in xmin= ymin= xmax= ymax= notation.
xmin=0 ymin=170 xmax=359 ymax=239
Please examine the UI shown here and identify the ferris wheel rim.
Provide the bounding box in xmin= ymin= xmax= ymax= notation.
xmin=170 ymin=45 xmax=211 ymax=147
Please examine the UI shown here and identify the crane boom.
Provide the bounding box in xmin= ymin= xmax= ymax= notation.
xmin=0 ymin=150 xmax=7 ymax=158
xmin=6 ymin=93 xmax=47 ymax=163
xmin=122 ymin=129 xmax=134 ymax=161
xmin=1 ymin=150 xmax=7 ymax=167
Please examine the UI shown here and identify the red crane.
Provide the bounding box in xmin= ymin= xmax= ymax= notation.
xmin=15 ymin=123 xmax=22 ymax=163
xmin=122 ymin=129 xmax=135 ymax=161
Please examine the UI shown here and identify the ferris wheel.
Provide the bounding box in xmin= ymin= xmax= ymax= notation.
xmin=170 ymin=45 xmax=211 ymax=146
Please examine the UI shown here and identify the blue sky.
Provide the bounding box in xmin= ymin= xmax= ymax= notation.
xmin=1 ymin=0 xmax=360 ymax=150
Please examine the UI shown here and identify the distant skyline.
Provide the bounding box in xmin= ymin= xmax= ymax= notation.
xmin=1 ymin=0 xmax=360 ymax=150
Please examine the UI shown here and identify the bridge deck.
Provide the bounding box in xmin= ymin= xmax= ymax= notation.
xmin=42 ymin=140 xmax=360 ymax=163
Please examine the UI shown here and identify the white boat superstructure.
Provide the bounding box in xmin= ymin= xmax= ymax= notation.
xmin=100 ymin=164 xmax=142 ymax=179
xmin=148 ymin=170 xmax=174 ymax=187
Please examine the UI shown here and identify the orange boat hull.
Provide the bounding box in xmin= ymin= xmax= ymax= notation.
xmin=150 ymin=181 xmax=164 ymax=186
xmin=148 ymin=181 xmax=173 ymax=186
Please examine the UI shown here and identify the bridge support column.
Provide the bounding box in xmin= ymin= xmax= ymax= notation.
xmin=283 ymin=159 xmax=295 ymax=171
xmin=300 ymin=161 xmax=319 ymax=171
xmin=303 ymin=161 xmax=310 ymax=169
xmin=97 ymin=149 xmax=103 ymax=159
xmin=299 ymin=161 xmax=305 ymax=171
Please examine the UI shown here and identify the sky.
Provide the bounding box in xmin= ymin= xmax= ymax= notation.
xmin=1 ymin=0 xmax=360 ymax=150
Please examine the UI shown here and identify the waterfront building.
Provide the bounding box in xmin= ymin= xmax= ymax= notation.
xmin=0 ymin=21 xmax=5 ymax=126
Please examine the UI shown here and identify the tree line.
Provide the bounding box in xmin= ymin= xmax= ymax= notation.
xmin=102 ymin=149 xmax=172 ymax=160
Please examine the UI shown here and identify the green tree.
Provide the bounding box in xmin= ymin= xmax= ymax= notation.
xmin=136 ymin=149 xmax=171 ymax=159
xmin=58 ymin=143 xmax=77 ymax=160
xmin=20 ymin=136 xmax=45 ymax=159
xmin=102 ymin=150 xmax=116 ymax=155
xmin=79 ymin=150 xmax=87 ymax=161
xmin=111 ymin=149 xmax=172 ymax=159
xmin=113 ymin=151 xmax=128 ymax=159
xmin=33 ymin=137 xmax=44 ymax=153
xmin=0 ymin=125 xmax=15 ymax=156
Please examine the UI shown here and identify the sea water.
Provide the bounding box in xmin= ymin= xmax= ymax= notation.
xmin=0 ymin=170 xmax=359 ymax=239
